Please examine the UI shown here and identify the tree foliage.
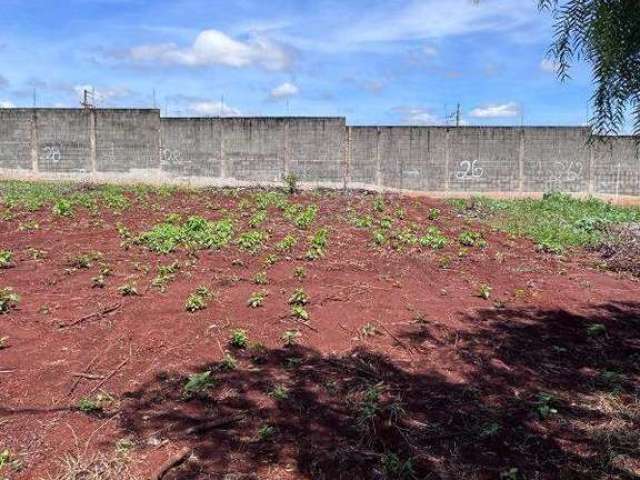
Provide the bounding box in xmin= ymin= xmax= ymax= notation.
xmin=539 ymin=1 xmax=640 ymax=135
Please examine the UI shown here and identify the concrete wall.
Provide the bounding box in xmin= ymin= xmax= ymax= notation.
xmin=0 ymin=108 xmax=638 ymax=201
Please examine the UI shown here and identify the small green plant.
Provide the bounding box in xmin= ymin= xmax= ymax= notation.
xmin=294 ymin=266 xmax=306 ymax=280
xmin=381 ymin=452 xmax=415 ymax=480
xmin=230 ymin=329 xmax=249 ymax=349
xmin=249 ymin=209 xmax=267 ymax=228
xmin=306 ymin=228 xmax=329 ymax=260
xmin=117 ymin=282 xmax=138 ymax=297
xmin=283 ymin=173 xmax=299 ymax=194
xmin=69 ymin=251 xmax=101 ymax=269
xmin=282 ymin=330 xmax=301 ymax=346
xmin=236 ymin=230 xmax=268 ymax=253
xmin=358 ymin=383 xmax=383 ymax=425
xmin=458 ymin=230 xmax=487 ymax=248
xmin=270 ymin=384 xmax=289 ymax=400
xmin=258 ymin=424 xmax=276 ymax=441
xmin=185 ymin=286 xmax=213 ymax=312
xmin=115 ymin=222 xmax=132 ymax=240
xmin=247 ymin=291 xmax=266 ymax=308
xmin=253 ymin=271 xmax=268 ymax=285
xmin=288 ymin=288 xmax=309 ymax=306
xmin=264 ymin=254 xmax=280 ymax=266
xmin=164 ymin=212 xmax=182 ymax=225
xmin=220 ymin=353 xmax=238 ymax=371
xmin=291 ymin=305 xmax=309 ymax=321
xmin=152 ymin=261 xmax=180 ymax=291
xmin=478 ymin=284 xmax=492 ymax=300
xmin=0 ymin=250 xmax=12 ymax=268
xmin=183 ymin=370 xmax=215 ymax=396
xmin=372 ymin=230 xmax=386 ymax=246
xmin=52 ymin=198 xmax=74 ymax=217
xmin=0 ymin=288 xmax=20 ymax=314
xmin=535 ymin=392 xmax=558 ymax=419
xmin=91 ymin=274 xmax=106 ymax=288
xmin=372 ymin=196 xmax=385 ymax=213
xmin=361 ymin=323 xmax=378 ymax=337
xmin=352 ymin=215 xmax=373 ymax=228
xmin=586 ymin=323 xmax=607 ymax=337
xmin=285 ymin=204 xmax=318 ymax=229
xmin=77 ymin=393 xmax=112 ymax=414
xmin=394 ymin=208 xmax=405 ymax=220
xmin=419 ymin=226 xmax=448 ymax=249
xmin=428 ymin=208 xmax=440 ymax=220
xmin=275 ymin=234 xmax=298 ymax=251
xmin=500 ymin=468 xmax=522 ymax=480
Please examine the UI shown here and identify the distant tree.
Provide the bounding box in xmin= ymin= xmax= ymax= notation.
xmin=477 ymin=1 xmax=640 ymax=135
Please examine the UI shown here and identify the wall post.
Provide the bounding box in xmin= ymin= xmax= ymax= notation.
xmin=344 ymin=126 xmax=352 ymax=190
xmin=444 ymin=128 xmax=450 ymax=192
xmin=30 ymin=110 xmax=39 ymax=173
xmin=220 ymin=120 xmax=226 ymax=179
xmin=518 ymin=128 xmax=525 ymax=192
xmin=88 ymin=109 xmax=97 ymax=175
xmin=375 ymin=127 xmax=382 ymax=189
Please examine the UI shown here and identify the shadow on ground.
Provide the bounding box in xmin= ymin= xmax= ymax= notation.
xmin=119 ymin=301 xmax=640 ymax=479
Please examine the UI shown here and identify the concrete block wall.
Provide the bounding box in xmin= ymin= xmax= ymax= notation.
xmin=0 ymin=108 xmax=639 ymax=201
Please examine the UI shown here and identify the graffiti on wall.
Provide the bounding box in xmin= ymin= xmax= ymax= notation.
xmin=455 ymin=159 xmax=484 ymax=181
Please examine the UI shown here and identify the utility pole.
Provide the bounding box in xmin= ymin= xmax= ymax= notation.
xmin=32 ymin=88 xmax=37 ymax=107
xmin=446 ymin=103 xmax=461 ymax=126
xmin=81 ymin=89 xmax=95 ymax=109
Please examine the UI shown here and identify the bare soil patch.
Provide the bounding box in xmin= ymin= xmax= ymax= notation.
xmin=0 ymin=188 xmax=638 ymax=479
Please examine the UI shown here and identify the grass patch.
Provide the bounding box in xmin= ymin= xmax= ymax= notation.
xmin=457 ymin=193 xmax=640 ymax=253
xmin=136 ymin=216 xmax=234 ymax=253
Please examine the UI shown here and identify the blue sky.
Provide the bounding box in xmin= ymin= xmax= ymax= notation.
xmin=0 ymin=0 xmax=595 ymax=126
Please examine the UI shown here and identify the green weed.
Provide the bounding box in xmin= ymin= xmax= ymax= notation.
xmin=236 ymin=230 xmax=268 ymax=253
xmin=183 ymin=370 xmax=215 ymax=396
xmin=185 ymin=286 xmax=213 ymax=312
xmin=0 ymin=250 xmax=12 ymax=268
xmin=230 ymin=329 xmax=249 ymax=349
xmin=247 ymin=291 xmax=266 ymax=308
xmin=0 ymin=288 xmax=20 ymax=314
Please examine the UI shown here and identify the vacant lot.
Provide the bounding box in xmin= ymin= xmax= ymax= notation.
xmin=0 ymin=182 xmax=638 ymax=480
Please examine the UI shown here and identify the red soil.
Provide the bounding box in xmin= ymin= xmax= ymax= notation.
xmin=0 ymin=189 xmax=638 ymax=479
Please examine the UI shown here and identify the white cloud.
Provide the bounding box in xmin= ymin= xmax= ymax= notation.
xmin=342 ymin=0 xmax=538 ymax=45
xmin=469 ymin=102 xmax=520 ymax=119
xmin=270 ymin=82 xmax=299 ymax=99
xmin=423 ymin=45 xmax=439 ymax=57
xmin=0 ymin=100 xmax=15 ymax=108
xmin=188 ymin=100 xmax=241 ymax=117
xmin=128 ymin=29 xmax=290 ymax=71
xmin=393 ymin=107 xmax=441 ymax=125
xmin=539 ymin=58 xmax=559 ymax=74
xmin=73 ymin=84 xmax=131 ymax=105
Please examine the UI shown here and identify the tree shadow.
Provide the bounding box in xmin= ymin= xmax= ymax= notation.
xmin=119 ymin=301 xmax=640 ymax=479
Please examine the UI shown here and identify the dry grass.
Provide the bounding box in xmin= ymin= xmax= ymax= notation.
xmin=46 ymin=452 xmax=137 ymax=480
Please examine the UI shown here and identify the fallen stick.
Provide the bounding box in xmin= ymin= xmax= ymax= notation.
xmin=182 ymin=414 xmax=244 ymax=435
xmin=88 ymin=357 xmax=130 ymax=394
xmin=71 ymin=372 xmax=104 ymax=380
xmin=68 ymin=350 xmax=104 ymax=395
xmin=378 ymin=323 xmax=412 ymax=354
xmin=0 ymin=369 xmax=15 ymax=374
xmin=151 ymin=447 xmax=192 ymax=480
xmin=60 ymin=303 xmax=122 ymax=329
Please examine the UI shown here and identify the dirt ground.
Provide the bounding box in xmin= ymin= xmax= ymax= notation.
xmin=0 ymin=188 xmax=638 ymax=480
